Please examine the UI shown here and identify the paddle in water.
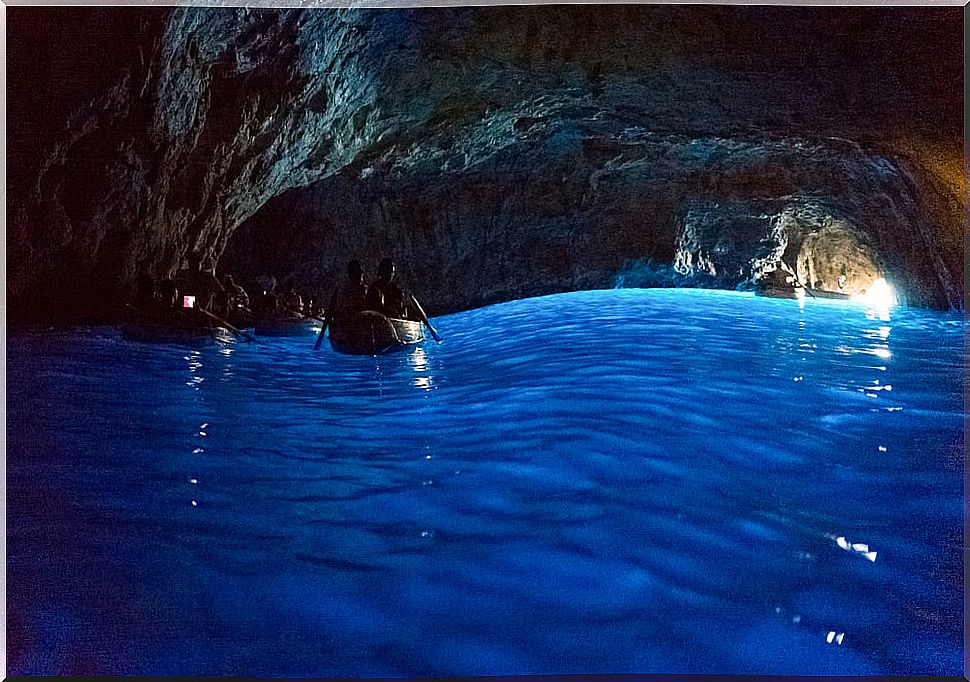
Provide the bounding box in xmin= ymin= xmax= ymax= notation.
xmin=410 ymin=295 xmax=442 ymax=342
xmin=313 ymin=315 xmax=331 ymax=350
xmin=197 ymin=307 xmax=259 ymax=342
xmin=314 ymin=290 xmax=338 ymax=350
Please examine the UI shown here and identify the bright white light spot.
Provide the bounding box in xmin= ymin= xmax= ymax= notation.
xmin=826 ymin=631 xmax=836 ymax=644
xmin=852 ymin=543 xmax=869 ymax=553
xmin=873 ymin=348 xmax=892 ymax=359
xmin=878 ymin=446 xmax=887 ymax=452
xmin=189 ymin=478 xmax=198 ymax=484
xmin=853 ymin=277 xmax=896 ymax=309
xmin=836 ymin=633 xmax=845 ymax=645
xmin=193 ymin=448 xmax=204 ymax=454
xmin=836 ymin=536 xmax=850 ymax=550
xmin=865 ymin=551 xmax=877 ymax=562
xmin=191 ymin=500 xmax=198 ymax=507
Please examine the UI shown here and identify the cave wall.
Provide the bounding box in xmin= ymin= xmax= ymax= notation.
xmin=8 ymin=5 xmax=964 ymax=320
xmin=225 ymin=129 xmax=962 ymax=313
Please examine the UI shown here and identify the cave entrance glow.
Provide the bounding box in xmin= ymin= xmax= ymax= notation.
xmin=793 ymin=226 xmax=881 ymax=297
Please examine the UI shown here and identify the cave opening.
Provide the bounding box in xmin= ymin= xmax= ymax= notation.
xmin=790 ymin=226 xmax=883 ymax=298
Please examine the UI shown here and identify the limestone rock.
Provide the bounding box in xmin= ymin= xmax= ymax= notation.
xmin=7 ymin=6 xmax=963 ymax=319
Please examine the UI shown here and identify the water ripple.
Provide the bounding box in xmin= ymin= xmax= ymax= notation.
xmin=6 ymin=289 xmax=964 ymax=676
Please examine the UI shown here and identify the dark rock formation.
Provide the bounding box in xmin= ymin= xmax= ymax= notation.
xmin=8 ymin=6 xmax=964 ymax=320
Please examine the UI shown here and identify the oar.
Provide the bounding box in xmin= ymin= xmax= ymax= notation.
xmin=125 ymin=302 xmax=151 ymax=319
xmin=410 ymin=294 xmax=442 ymax=342
xmin=780 ymin=261 xmax=816 ymax=300
xmin=197 ymin=307 xmax=259 ymax=342
xmin=313 ymin=314 xmax=331 ymax=350
xmin=314 ymin=291 xmax=337 ymax=350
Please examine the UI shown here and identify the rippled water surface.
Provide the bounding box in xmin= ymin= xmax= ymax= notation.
xmin=7 ymin=289 xmax=964 ymax=676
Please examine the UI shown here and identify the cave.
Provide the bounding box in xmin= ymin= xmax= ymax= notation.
xmin=6 ymin=4 xmax=965 ymax=319
xmin=6 ymin=5 xmax=965 ymax=678
xmin=792 ymin=226 xmax=881 ymax=296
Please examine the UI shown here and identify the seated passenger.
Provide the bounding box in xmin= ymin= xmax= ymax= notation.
xmin=175 ymin=252 xmax=224 ymax=313
xmin=330 ymin=260 xmax=369 ymax=323
xmin=222 ymin=274 xmax=250 ymax=311
xmin=365 ymin=257 xmax=409 ymax=319
xmin=285 ymin=287 xmax=304 ymax=315
xmin=761 ymin=264 xmax=795 ymax=290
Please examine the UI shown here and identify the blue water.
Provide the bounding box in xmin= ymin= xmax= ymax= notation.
xmin=7 ymin=289 xmax=964 ymax=676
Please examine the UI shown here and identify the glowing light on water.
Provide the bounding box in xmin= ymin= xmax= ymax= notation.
xmin=408 ymin=346 xmax=434 ymax=390
xmin=835 ymin=535 xmax=878 ymax=562
xmin=853 ymin=278 xmax=896 ymax=309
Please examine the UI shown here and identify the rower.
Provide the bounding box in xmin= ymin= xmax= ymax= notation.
xmin=365 ymin=258 xmax=409 ymax=319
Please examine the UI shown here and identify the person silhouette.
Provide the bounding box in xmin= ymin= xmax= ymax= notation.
xmin=365 ymin=257 xmax=408 ymax=319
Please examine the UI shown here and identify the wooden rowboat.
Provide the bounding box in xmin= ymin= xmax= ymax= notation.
xmin=329 ymin=311 xmax=426 ymax=355
xmin=252 ymin=313 xmax=313 ymax=337
xmin=121 ymin=306 xmax=230 ymax=344
xmin=805 ymin=287 xmax=852 ymax=300
xmin=757 ymin=285 xmax=852 ymax=301
xmin=756 ymin=285 xmax=801 ymax=300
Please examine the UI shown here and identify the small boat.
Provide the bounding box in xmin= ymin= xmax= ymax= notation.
xmin=329 ymin=311 xmax=426 ymax=355
xmin=252 ymin=313 xmax=314 ymax=337
xmin=757 ymin=285 xmax=852 ymax=301
xmin=805 ymin=287 xmax=852 ymax=300
xmin=121 ymin=307 xmax=229 ymax=344
xmin=756 ymin=285 xmax=801 ymax=300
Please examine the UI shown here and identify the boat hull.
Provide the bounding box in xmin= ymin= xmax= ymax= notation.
xmin=121 ymin=315 xmax=227 ymax=344
xmin=806 ymin=288 xmax=852 ymax=300
xmin=756 ymin=286 xmax=801 ymax=300
xmin=329 ymin=311 xmax=425 ymax=355
xmin=757 ymin=286 xmax=852 ymax=301
xmin=253 ymin=315 xmax=313 ymax=337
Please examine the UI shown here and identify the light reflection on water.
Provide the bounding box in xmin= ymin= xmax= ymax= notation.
xmin=6 ymin=289 xmax=964 ymax=677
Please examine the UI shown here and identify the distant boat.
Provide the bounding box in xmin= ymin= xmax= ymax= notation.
xmin=805 ymin=287 xmax=852 ymax=300
xmin=329 ymin=310 xmax=426 ymax=355
xmin=252 ymin=313 xmax=313 ymax=337
xmin=757 ymin=284 xmax=852 ymax=301
xmin=122 ymin=305 xmax=230 ymax=343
